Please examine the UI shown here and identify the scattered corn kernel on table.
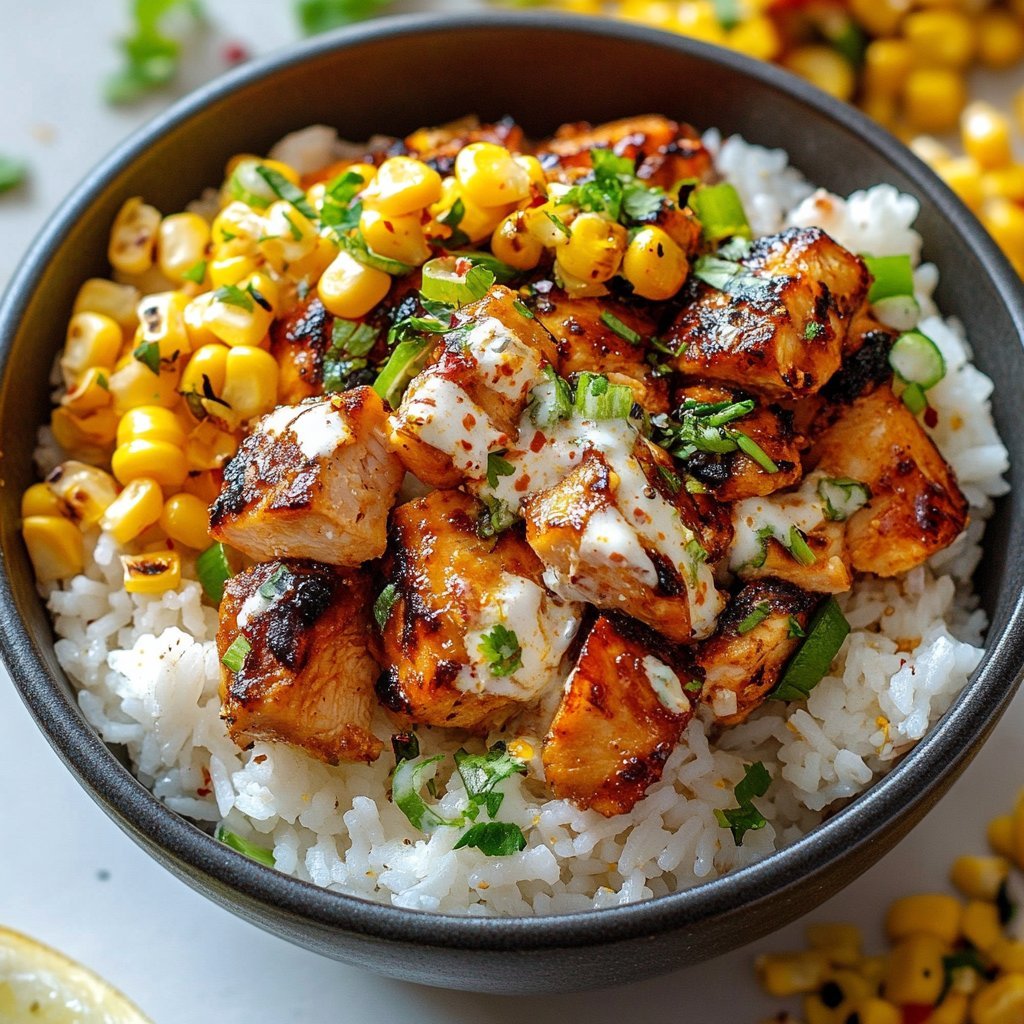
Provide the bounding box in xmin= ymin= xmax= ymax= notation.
xmin=2 ymin=2 xmax=1024 ymax=1021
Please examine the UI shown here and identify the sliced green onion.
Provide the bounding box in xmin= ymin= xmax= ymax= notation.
xmin=221 ymin=635 xmax=251 ymax=673
xmin=196 ymin=543 xmax=233 ymax=604
xmin=863 ymin=254 xmax=915 ymax=303
xmin=600 ymin=310 xmax=642 ymax=346
xmin=227 ymin=159 xmax=278 ymax=209
xmin=900 ymin=381 xmax=928 ymax=415
xmin=770 ymin=597 xmax=851 ymax=702
xmin=737 ymin=601 xmax=771 ymax=634
xmin=818 ymin=477 xmax=871 ymax=522
xmin=215 ymin=825 xmax=275 ymax=867
xmin=343 ymin=234 xmax=414 ymax=277
xmin=373 ymin=583 xmax=398 ymax=630
xmin=253 ymin=164 xmax=317 ymax=221
xmin=392 ymin=755 xmax=459 ymax=832
xmin=872 ymin=295 xmax=920 ymax=332
xmin=572 ymin=373 xmax=634 ymax=421
xmin=889 ymin=330 xmax=945 ymax=390
xmin=690 ymin=183 xmax=752 ymax=242
xmin=420 ymin=257 xmax=495 ymax=307
xmin=786 ymin=526 xmax=817 ymax=566
xmin=373 ymin=337 xmax=435 ymax=408
xmin=735 ymin=432 xmax=780 ymax=474
xmin=699 ymin=398 xmax=755 ymax=427
xmin=529 ymin=366 xmax=573 ymax=427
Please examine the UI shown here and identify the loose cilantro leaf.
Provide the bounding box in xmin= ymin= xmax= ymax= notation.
xmin=319 ymin=170 xmax=365 ymax=234
xmin=737 ymin=601 xmax=771 ymax=635
xmin=434 ymin=199 xmax=471 ymax=249
xmin=455 ymin=742 xmax=528 ymax=819
xmin=254 ymin=164 xmax=317 ymax=221
xmin=391 ymin=731 xmax=419 ymax=765
xmin=714 ymin=761 xmax=771 ymax=846
xmin=331 ymin=317 xmax=378 ymax=358
xmin=0 ymin=156 xmax=27 ymax=194
xmin=373 ymin=583 xmax=398 ymax=629
xmin=622 ymin=186 xmax=665 ymax=222
xmin=485 ymin=451 xmax=515 ymax=489
xmin=453 ymin=821 xmax=527 ymax=857
xmin=182 ymin=258 xmax=207 ymax=284
xmin=133 ymin=339 xmax=161 ymax=375
xmin=513 ymin=298 xmax=534 ymax=319
xmin=545 ymin=210 xmax=571 ymax=238
xmin=804 ymin=321 xmax=825 ymax=340
xmin=213 ymin=284 xmax=254 ymax=312
xmin=600 ymin=310 xmax=642 ymax=346
xmin=656 ymin=464 xmax=682 ymax=495
xmin=788 ymin=616 xmax=807 ymax=639
xmin=477 ymin=624 xmax=522 ymax=677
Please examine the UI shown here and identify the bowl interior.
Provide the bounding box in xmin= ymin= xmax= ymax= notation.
xmin=2 ymin=14 xmax=1023 ymax=989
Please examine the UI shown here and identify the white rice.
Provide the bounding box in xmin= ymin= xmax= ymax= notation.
xmin=38 ymin=133 xmax=1009 ymax=915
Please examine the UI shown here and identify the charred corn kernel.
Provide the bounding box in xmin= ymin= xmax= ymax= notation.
xmin=727 ymin=16 xmax=781 ymax=62
xmin=977 ymin=8 xmax=1024 ymax=69
xmin=936 ymin=156 xmax=985 ymax=211
xmin=208 ymin=254 xmax=259 ymax=289
xmin=557 ymin=212 xmax=627 ymax=284
xmin=358 ymin=207 xmax=432 ymax=266
xmin=117 ymin=406 xmax=187 ymax=448
xmin=555 ymin=263 xmax=610 ymax=299
xmin=929 ymin=991 xmax=969 ymax=1024
xmin=317 ymin=249 xmax=391 ymax=319
xmin=21 ymin=483 xmax=64 ymax=519
xmin=887 ymin=894 xmax=962 ymax=944
xmin=491 ymin=212 xmax=544 ymax=271
xmin=755 ymin=951 xmax=830 ymax=996
xmin=210 ymin=201 xmax=264 ymax=258
xmin=185 ymin=420 xmax=239 ymax=471
xmin=46 ymin=461 xmax=118 ymax=527
xmin=107 ymin=358 xmax=181 ymax=415
xmin=988 ymin=814 xmax=1015 ymax=858
xmin=259 ymin=200 xmax=319 ymax=271
xmin=157 ymin=213 xmax=210 ymax=284
xmin=962 ymin=900 xmax=1002 ymax=953
xmin=121 ymin=550 xmax=181 ymax=594
xmin=983 ymin=199 xmax=1024 ymax=270
xmin=181 ymin=470 xmax=221 ymax=504
xmin=283 ymin=234 xmax=338 ymax=284
xmin=62 ymin=366 xmax=112 ymax=415
xmin=904 ymin=10 xmax=976 ymax=69
xmin=73 ymin=278 xmax=140 ymax=330
xmin=903 ymin=69 xmax=967 ymax=133
xmin=803 ymin=969 xmax=873 ymax=1024
xmin=506 ymin=738 xmax=534 ymax=761
xmin=852 ymin=999 xmax=901 ymax=1024
xmin=971 ymin=974 xmax=1024 ymax=1023
xmin=521 ymin=195 xmax=575 ymax=248
xmin=22 ymin=517 xmax=83 ymax=582
xmin=220 ymin=346 xmax=279 ymax=421
xmin=848 ymin=0 xmax=904 ymax=37
xmin=159 ymin=492 xmax=210 ymax=550
xmin=362 ymin=156 xmax=442 ymax=217
xmin=61 ymin=312 xmax=122 ymax=386
xmin=990 ymin=940 xmax=1024 ymax=973
xmin=864 ymin=40 xmax=913 ymax=97
xmin=203 ymin=282 xmax=274 ymax=348
xmin=806 ymin=924 xmax=863 ymax=967
xmin=950 ymin=855 xmax=1010 ymax=901
xmin=622 ymin=225 xmax=688 ymax=300
xmin=108 ymin=197 xmax=161 ymax=276
xmin=430 ymin=176 xmax=512 ymax=244
xmin=182 ymin=292 xmax=218 ymax=348
xmin=112 ymin=439 xmax=189 ymax=489
xmin=455 ymin=143 xmax=532 ymax=208
xmin=514 ymin=155 xmax=547 ymax=196
xmin=99 ymin=478 xmax=164 ymax=544
xmin=783 ymin=46 xmax=855 ymax=102
xmin=136 ymin=291 xmax=192 ymax=359
xmin=673 ymin=0 xmax=727 ymax=44
xmin=883 ymin=934 xmax=948 ymax=1005
xmin=224 ymin=156 xmax=300 ymax=209
xmin=180 ymin=344 xmax=229 ymax=414
xmin=860 ymin=955 xmax=888 ymax=991
xmin=962 ymin=103 xmax=1013 ymax=171
xmin=50 ymin=407 xmax=118 ymax=460
xmin=982 ymin=166 xmax=1024 ymax=203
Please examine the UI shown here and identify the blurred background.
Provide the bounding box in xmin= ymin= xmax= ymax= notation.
xmin=1 ymin=1 xmax=1023 ymax=1021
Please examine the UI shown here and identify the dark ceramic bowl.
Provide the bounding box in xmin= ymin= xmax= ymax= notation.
xmin=2 ymin=12 xmax=1023 ymax=996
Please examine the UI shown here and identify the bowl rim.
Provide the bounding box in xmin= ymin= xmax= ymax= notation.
xmin=2 ymin=10 xmax=1024 ymax=953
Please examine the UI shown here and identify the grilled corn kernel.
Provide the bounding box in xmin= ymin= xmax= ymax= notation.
xmin=455 ymin=143 xmax=532 ymax=208
xmin=514 ymin=155 xmax=547 ymax=196
xmin=937 ymin=156 xmax=986 ymax=210
xmin=848 ymin=0 xmax=904 ymax=37
xmin=182 ymin=470 xmax=221 ymax=504
xmin=783 ymin=46 xmax=855 ymax=102
xmin=950 ymin=855 xmax=1010 ymax=901
xmin=905 ymin=10 xmax=976 ymax=70
xmin=317 ymin=250 xmax=391 ymax=319
xmin=61 ymin=312 xmax=122 ymax=386
xmin=282 ymin=234 xmax=338 ymax=284
xmin=928 ymin=992 xmax=968 ymax=1024
xmin=903 ymin=69 xmax=967 ymax=132
xmin=619 ymin=0 xmax=674 ymax=27
xmin=430 ymin=177 xmax=512 ymax=244
xmin=50 ymin=407 xmax=118 ymax=461
xmin=727 ymin=15 xmax=781 ymax=61
xmin=852 ymin=999 xmax=901 ymax=1024
xmin=886 ymin=894 xmax=962 ymax=944
xmin=506 ymin=738 xmax=534 ymax=761
xmin=46 ymin=461 xmax=118 ymax=527
xmin=982 ymin=166 xmax=1024 ymax=204
xmin=224 ymin=156 xmax=300 ymax=209
xmin=21 ymin=483 xmax=64 ymax=519
xmin=182 ymin=292 xmax=218 ymax=348
xmin=803 ymin=969 xmax=873 ymax=1023
xmin=209 ymin=255 xmax=259 ymax=291
xmin=362 ymin=156 xmax=442 ymax=217
xmin=963 ymin=103 xmax=1014 ymax=171
xmin=557 ymin=212 xmax=627 ymax=284
xmin=112 ymin=439 xmax=189 ymax=489
xmin=220 ymin=346 xmax=279 ymax=421
xmin=185 ymin=420 xmax=239 ymax=471
xmin=210 ymin=200 xmax=265 ymax=258
xmin=157 ymin=212 xmax=210 ymax=284
xmin=806 ymin=924 xmax=863 ymax=967
xmin=121 ymin=550 xmax=181 ymax=594
xmin=117 ymin=405 xmax=187 ymax=448
xmin=673 ymin=0 xmax=727 ymax=44
xmin=990 ymin=940 xmax=1024 ymax=973
xmin=989 ymin=814 xmax=1015 ymax=857
xmin=883 ymin=934 xmax=948 ymax=1005
xmin=203 ymin=281 xmax=275 ymax=348
xmin=108 ymin=197 xmax=161 ymax=276
xmin=107 ymin=357 xmax=181 ymax=415
xmin=259 ymin=199 xmax=319 ymax=271
xmin=137 ymin=290 xmax=192 ymax=359
xmin=99 ymin=478 xmax=164 ymax=544
xmin=491 ymin=212 xmax=544 ymax=271
xmin=159 ymin=492 xmax=210 ymax=550
xmin=862 ymin=92 xmax=899 ymax=131
xmin=971 ymin=974 xmax=1024 ymax=1024
xmin=73 ymin=278 xmax=140 ymax=330
xmin=755 ymin=951 xmax=830 ymax=996
xmin=962 ymin=900 xmax=1003 ymax=953
xmin=358 ymin=207 xmax=432 ymax=266
xmin=23 ymin=516 xmax=84 ymax=582
xmin=62 ymin=366 xmax=113 ymax=415
xmin=983 ymin=198 xmax=1024 ymax=271
xmin=180 ymin=344 xmax=229 ymax=417
xmin=977 ymin=8 xmax=1024 ymax=69
xmin=864 ymin=39 xmax=913 ymax=97
xmin=622 ymin=225 xmax=688 ymax=300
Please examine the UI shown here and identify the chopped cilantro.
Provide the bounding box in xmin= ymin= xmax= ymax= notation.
xmin=714 ymin=762 xmax=771 ymax=845
xmin=390 ymin=731 xmax=419 ymax=765
xmin=477 ymin=624 xmax=522 ymax=677
xmin=0 ymin=156 xmax=27 ymax=194
xmin=513 ymin=298 xmax=534 ymax=319
xmin=373 ymin=582 xmax=398 ymax=630
xmin=737 ymin=601 xmax=771 ymax=635
xmin=296 ymin=0 xmax=396 ymax=33
xmin=477 ymin=495 xmax=518 ymax=539
xmin=213 ymin=284 xmax=254 ymax=312
xmin=804 ymin=321 xmax=825 ymax=340
xmin=454 ymin=743 xmax=528 ymax=820
xmin=182 ymin=258 xmax=207 ymax=284
xmin=453 ymin=821 xmax=527 ymax=857
xmin=485 ymin=451 xmax=515 ymax=489
xmin=253 ymin=164 xmax=317 ymax=221
xmin=132 ymin=339 xmax=161 ymax=375
xmin=600 ymin=309 xmax=642 ymax=346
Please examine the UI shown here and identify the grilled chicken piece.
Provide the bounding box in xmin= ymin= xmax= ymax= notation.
xmin=218 ymin=560 xmax=382 ymax=764
xmin=404 ymin=116 xmax=526 ymax=175
xmin=807 ymin=383 xmax=968 ymax=576
xmin=542 ymin=613 xmax=699 ymax=817
xmin=696 ymin=579 xmax=820 ymax=726
xmin=522 ymin=428 xmax=726 ymax=642
xmin=377 ymin=489 xmax=581 ymax=732
xmin=537 ymin=115 xmax=714 ymax=190
xmin=210 ymin=387 xmax=403 ymax=565
xmin=389 ymin=285 xmax=558 ymax=487
xmin=534 ymin=293 xmax=671 ymax=413
xmin=669 ymin=227 xmax=870 ymax=398
xmin=740 ymin=520 xmax=852 ymax=595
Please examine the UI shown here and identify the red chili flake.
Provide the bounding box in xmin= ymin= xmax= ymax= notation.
xmin=514 ymin=475 xmax=530 ymax=492
xmin=253 ymin=754 xmax=268 ymax=764
xmin=463 ymin=414 xmax=476 ymax=429
xmin=459 ymin=440 xmax=473 ymax=452
xmin=529 ymin=431 xmax=546 ymax=452
xmin=222 ymin=41 xmax=250 ymax=65
xmin=924 ymin=406 xmax=938 ymax=428
xmin=196 ymin=787 xmax=211 ymax=797
xmin=384 ymin=220 xmax=396 ymax=234
xmin=454 ymin=258 xmax=473 ymax=276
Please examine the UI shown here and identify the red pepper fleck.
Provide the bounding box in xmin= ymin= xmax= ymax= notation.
xmin=514 ymin=475 xmax=530 ymax=492
xmin=222 ymin=41 xmax=250 ymax=65
xmin=454 ymin=258 xmax=472 ymax=276
xmin=196 ymin=787 xmax=211 ymax=797
xmin=924 ymin=406 xmax=938 ymax=428
xmin=463 ymin=414 xmax=476 ymax=429
xmin=529 ymin=431 xmax=547 ymax=452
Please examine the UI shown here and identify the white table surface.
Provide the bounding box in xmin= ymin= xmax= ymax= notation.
xmin=1 ymin=3 xmax=1022 ymax=1021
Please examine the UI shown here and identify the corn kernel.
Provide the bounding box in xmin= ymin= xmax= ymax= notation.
xmin=259 ymin=200 xmax=319 ymax=271
xmin=962 ymin=102 xmax=1014 ymax=171
xmin=61 ymin=312 xmax=122 ymax=387
xmin=755 ymin=951 xmax=830 ymax=996
xmin=182 ymin=470 xmax=221 ymax=504
xmin=46 ymin=461 xmax=118 ymax=527
xmin=430 ymin=177 xmax=513 ymax=244
xmin=362 ymin=156 xmax=442 ymax=217
xmin=203 ymin=280 xmax=275 ymax=348
xmin=882 ymin=934 xmax=948 ymax=1005
xmin=983 ymin=198 xmax=1024 ymax=271
xmin=210 ymin=200 xmax=265 ymax=258
xmin=185 ymin=420 xmax=239 ymax=471
xmin=182 ymin=293 xmax=218 ymax=349
xmin=848 ymin=0 xmax=904 ymax=37
xmin=180 ymin=344 xmax=229 ymax=420
xmin=886 ymin=893 xmax=962 ymax=944
xmin=981 ymin=166 xmax=1024 ymax=204
xmin=622 ymin=225 xmax=688 ymax=300
xmin=318 ymin=250 xmax=391 ymax=319
xmin=977 ymin=8 xmax=1024 ymax=69
xmin=159 ymin=492 xmax=210 ymax=550
xmin=971 ymin=974 xmax=1024 ymax=1024
xmin=455 ymin=143 xmax=532 ymax=208
xmin=506 ymin=738 xmax=535 ymax=761
xmin=491 ymin=212 xmax=545 ymax=271
xmin=73 ymin=278 xmax=140 ymax=330
xmin=726 ymin=15 xmax=781 ymax=62
xmin=283 ymin=234 xmax=339 ymax=285
xmin=950 ymin=855 xmax=1010 ymax=901
xmin=852 ymin=998 xmax=901 ymax=1024
xmin=990 ymin=940 xmax=1024 ymax=973
xmin=988 ymin=814 xmax=1015 ymax=858
xmin=927 ymin=991 xmax=968 ymax=1024
xmin=934 ymin=156 xmax=985 ymax=211
xmin=108 ymin=197 xmax=161 ymax=276
xmin=672 ymin=1 xmax=727 ymax=44
xmin=136 ymin=291 xmax=192 ymax=359
xmin=903 ymin=68 xmax=967 ymax=133
xmin=100 ymin=478 xmax=164 ymax=544
xmin=1013 ymin=798 xmax=1024 ymax=870
xmin=520 ymin=196 xmax=575 ymax=248
xmin=783 ymin=46 xmax=856 ymax=102
xmin=221 ymin=346 xmax=279 ymax=421
xmin=557 ymin=212 xmax=627 ymax=284
xmin=107 ymin=357 xmax=181 ymax=415
xmin=904 ymin=10 xmax=976 ymax=69
xmin=224 ymin=156 xmax=300 ymax=208
xmin=112 ymin=439 xmax=189 ymax=489
xmin=803 ymin=968 xmax=873 ymax=1024
xmin=806 ymin=924 xmax=863 ymax=967
xmin=862 ymin=92 xmax=899 ymax=132
xmin=864 ymin=39 xmax=913 ymax=97
xmin=50 ymin=407 xmax=118 ymax=461
xmin=513 ymin=155 xmax=547 ymax=196
xmin=121 ymin=550 xmax=181 ymax=594
xmin=157 ymin=212 xmax=210 ymax=284
xmin=359 ymin=207 xmax=431 ymax=266
xmin=22 ymin=516 xmax=84 ymax=582
xmin=117 ymin=406 xmax=187 ymax=450
xmin=619 ymin=0 xmax=675 ymax=27
xmin=62 ymin=366 xmax=113 ymax=416
xmin=961 ymin=900 xmax=1002 ymax=953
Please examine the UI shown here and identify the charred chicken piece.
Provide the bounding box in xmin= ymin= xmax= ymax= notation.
xmin=404 ymin=116 xmax=526 ymax=175
xmin=210 ymin=387 xmax=403 ymax=566
xmin=377 ymin=489 xmax=581 ymax=732
xmin=542 ymin=613 xmax=700 ymax=817
xmin=218 ymin=560 xmax=383 ymax=764
xmin=695 ymin=578 xmax=820 ymax=726
xmin=669 ymin=227 xmax=870 ymax=398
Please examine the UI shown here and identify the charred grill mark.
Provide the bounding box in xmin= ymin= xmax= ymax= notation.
xmin=822 ymin=330 xmax=894 ymax=403
xmin=718 ymin=577 xmax=820 ymax=636
xmin=650 ymin=550 xmax=686 ymax=596
xmin=375 ymin=666 xmax=411 ymax=713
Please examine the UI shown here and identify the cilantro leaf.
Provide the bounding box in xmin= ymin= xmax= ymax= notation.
xmin=182 ymin=258 xmax=207 ymax=284
xmin=133 ymin=339 xmax=161 ymax=375
xmin=296 ymin=0 xmax=395 ymax=33
xmin=477 ymin=495 xmax=517 ymax=539
xmin=477 ymin=624 xmax=522 ymax=677
xmin=0 ymin=157 xmax=27 ymax=194
xmin=213 ymin=284 xmax=254 ymax=312
xmin=453 ymin=821 xmax=527 ymax=857
xmin=373 ymin=582 xmax=398 ymax=629
xmin=485 ymin=451 xmax=515 ymax=489
xmin=454 ymin=742 xmax=528 ymax=819
xmin=715 ymin=762 xmax=771 ymax=846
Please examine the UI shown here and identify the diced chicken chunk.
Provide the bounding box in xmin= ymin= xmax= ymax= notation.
xmin=218 ymin=560 xmax=382 ymax=764
xmin=376 ymin=489 xmax=581 ymax=731
xmin=669 ymin=227 xmax=869 ymax=397
xmin=404 ymin=116 xmax=526 ymax=174
xmin=210 ymin=387 xmax=403 ymax=565
xmin=542 ymin=614 xmax=699 ymax=816
xmin=695 ymin=579 xmax=820 ymax=726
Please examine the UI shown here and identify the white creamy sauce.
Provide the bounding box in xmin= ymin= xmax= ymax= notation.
xmin=711 ymin=687 xmax=739 ymax=718
xmin=642 ymin=656 xmax=689 ymax=715
xmin=236 ymin=589 xmax=272 ymax=630
xmin=579 ymin=507 xmax=659 ymax=586
xmin=465 ymin=317 xmax=544 ymax=404
xmin=261 ymin=401 xmax=351 ymax=461
xmin=456 ymin=572 xmax=581 ymax=701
